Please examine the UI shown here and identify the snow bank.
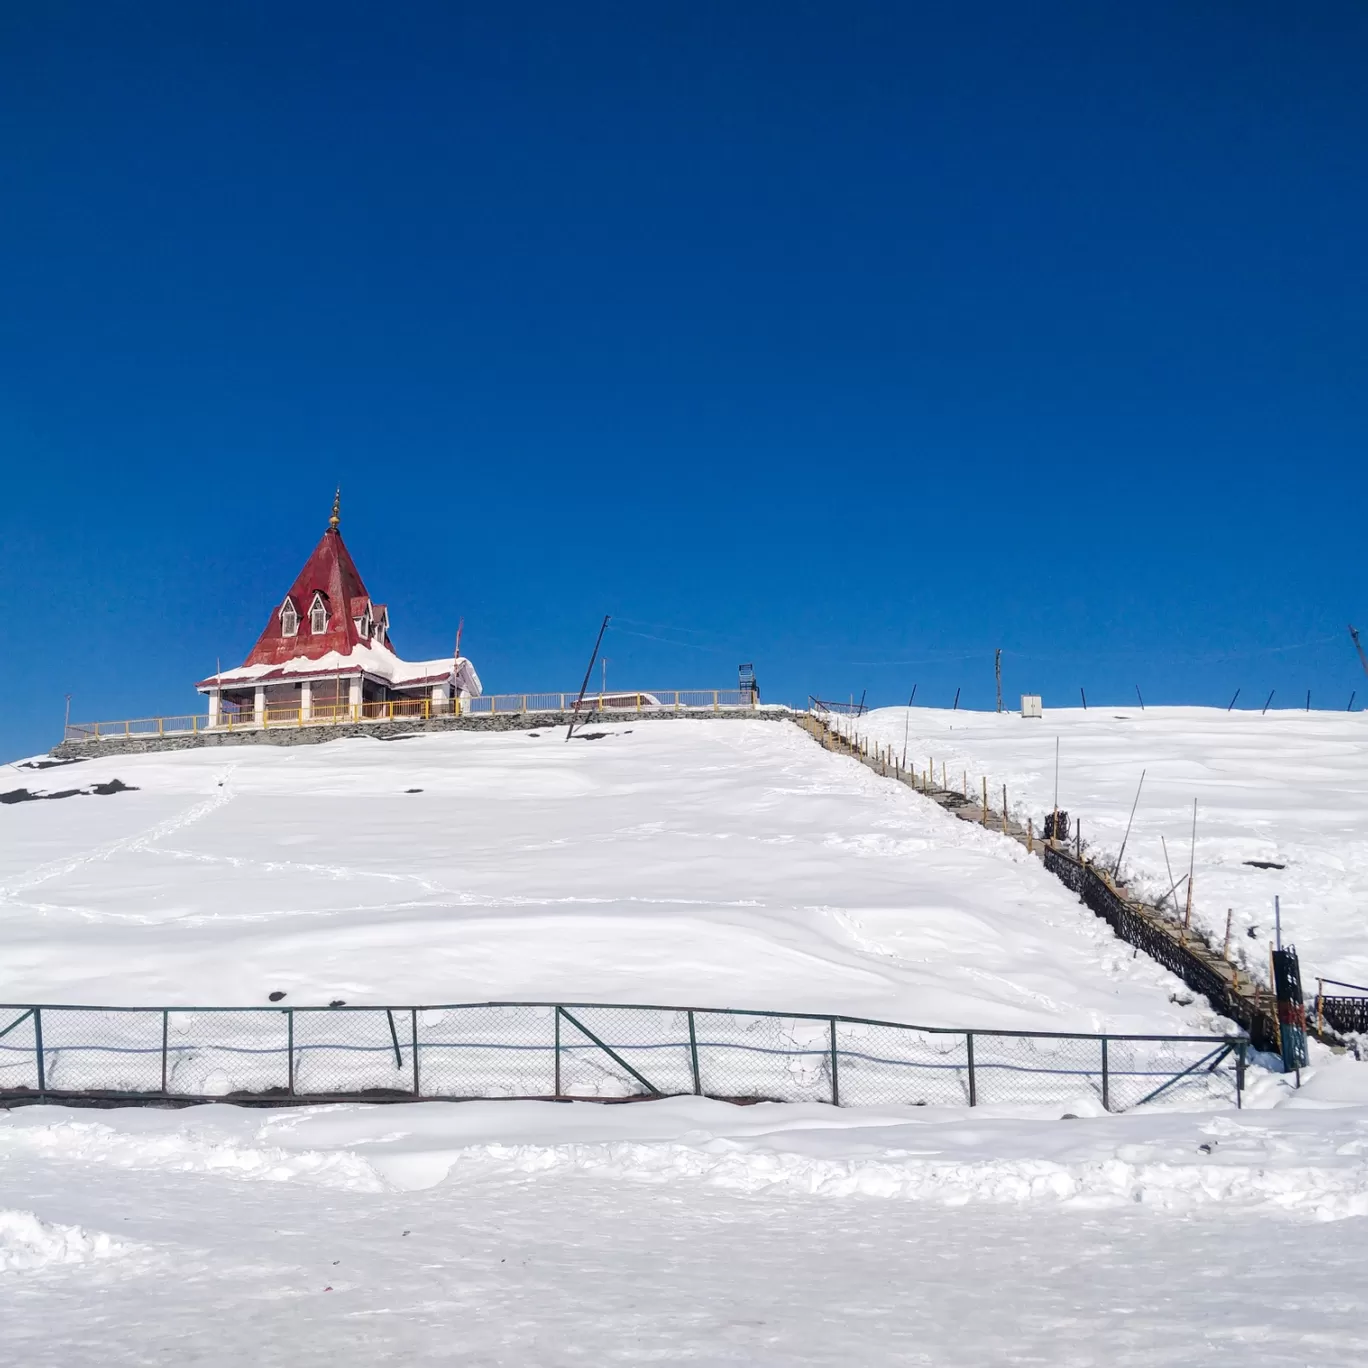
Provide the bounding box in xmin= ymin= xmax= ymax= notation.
xmin=0 ymin=1209 xmax=132 ymax=1273
xmin=7 ymin=1061 xmax=1367 ymax=1218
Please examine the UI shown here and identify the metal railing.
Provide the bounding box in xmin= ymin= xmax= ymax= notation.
xmin=0 ymin=1001 xmax=1246 ymax=1111
xmin=1315 ymin=979 xmax=1368 ymax=1037
xmin=465 ymin=690 xmax=762 ymax=715
xmin=63 ymin=689 xmax=771 ymax=740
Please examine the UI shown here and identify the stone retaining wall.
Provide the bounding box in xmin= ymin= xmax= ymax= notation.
xmin=50 ymin=708 xmax=794 ymax=759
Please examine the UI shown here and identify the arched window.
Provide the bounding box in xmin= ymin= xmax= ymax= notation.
xmin=309 ymin=593 xmax=329 ymax=635
xmin=280 ymin=601 xmax=299 ymax=637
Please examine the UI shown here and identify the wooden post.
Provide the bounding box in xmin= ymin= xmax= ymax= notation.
xmin=1027 ymin=818 xmax=1033 ymax=854
xmin=1222 ymin=909 xmax=1233 ymax=961
xmin=1001 ymin=784 xmax=1008 ymax=833
xmin=981 ymin=777 xmax=988 ymax=825
xmin=1316 ymin=978 xmax=1325 ymax=1035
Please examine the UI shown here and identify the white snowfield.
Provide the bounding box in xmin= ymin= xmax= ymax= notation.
xmin=5 ymin=715 xmax=1368 ymax=1364
xmin=1 ymin=1063 xmax=1367 ymax=1364
xmin=2 ymin=720 xmax=1225 ymax=1037
xmin=836 ymin=705 xmax=1368 ymax=989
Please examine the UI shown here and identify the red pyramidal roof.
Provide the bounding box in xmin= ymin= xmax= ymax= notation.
xmin=242 ymin=497 xmax=393 ymax=667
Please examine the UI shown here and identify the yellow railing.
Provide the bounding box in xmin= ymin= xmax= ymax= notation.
xmin=64 ymin=688 xmax=765 ymax=741
xmin=64 ymin=700 xmax=459 ymax=739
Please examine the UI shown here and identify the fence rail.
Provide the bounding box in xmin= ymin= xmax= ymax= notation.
xmin=466 ymin=690 xmax=760 ymax=715
xmin=63 ymin=690 xmax=769 ymax=741
xmin=1316 ymin=979 xmax=1368 ymax=1036
xmin=0 ymin=1001 xmax=1245 ymax=1112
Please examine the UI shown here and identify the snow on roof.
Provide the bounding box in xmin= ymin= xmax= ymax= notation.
xmin=197 ymin=646 xmax=481 ymax=693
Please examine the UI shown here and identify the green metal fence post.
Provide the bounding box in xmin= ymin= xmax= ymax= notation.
xmin=554 ymin=1007 xmax=562 ymax=1098
xmin=411 ymin=1008 xmax=420 ymax=1096
xmin=161 ymin=1009 xmax=169 ymax=1095
xmin=286 ymin=1009 xmax=295 ymax=1095
xmin=687 ymin=1010 xmax=701 ymax=1095
xmin=1101 ymin=1036 xmax=1110 ymax=1112
xmin=34 ymin=1008 xmax=45 ymax=1098
xmin=829 ymin=1017 xmax=840 ymax=1106
xmin=966 ymin=1031 xmax=976 ymax=1106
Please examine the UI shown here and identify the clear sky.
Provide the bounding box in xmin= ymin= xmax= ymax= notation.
xmin=3 ymin=3 xmax=1366 ymax=760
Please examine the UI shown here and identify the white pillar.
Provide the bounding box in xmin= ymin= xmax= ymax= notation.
xmin=207 ymin=688 xmax=221 ymax=728
xmin=348 ymin=677 xmax=362 ymax=718
xmin=300 ymin=680 xmax=312 ymax=721
xmin=253 ymin=685 xmax=266 ymax=726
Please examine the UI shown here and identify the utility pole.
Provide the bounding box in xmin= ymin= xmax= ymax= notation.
xmin=994 ymin=649 xmax=1003 ymax=714
xmin=567 ymin=616 xmax=611 ymax=741
xmin=1350 ymin=626 xmax=1368 ymax=680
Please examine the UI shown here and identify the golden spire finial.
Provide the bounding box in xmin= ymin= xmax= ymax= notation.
xmin=328 ymin=488 xmax=341 ymax=531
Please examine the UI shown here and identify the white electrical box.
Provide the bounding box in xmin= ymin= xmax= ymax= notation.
xmin=1021 ymin=695 xmax=1043 ymax=719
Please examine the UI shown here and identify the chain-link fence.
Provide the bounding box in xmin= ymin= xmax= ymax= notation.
xmin=0 ymin=1002 xmax=1246 ymax=1112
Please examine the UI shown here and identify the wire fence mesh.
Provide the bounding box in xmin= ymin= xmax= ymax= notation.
xmin=0 ymin=1003 xmax=1246 ymax=1112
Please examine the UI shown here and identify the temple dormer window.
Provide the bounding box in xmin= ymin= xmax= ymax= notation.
xmin=280 ymin=600 xmax=299 ymax=637
xmin=309 ymin=592 xmax=329 ymax=635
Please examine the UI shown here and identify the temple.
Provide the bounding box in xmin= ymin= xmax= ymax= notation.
xmin=195 ymin=494 xmax=481 ymax=726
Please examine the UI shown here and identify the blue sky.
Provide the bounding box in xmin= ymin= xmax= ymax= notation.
xmin=2 ymin=3 xmax=1366 ymax=759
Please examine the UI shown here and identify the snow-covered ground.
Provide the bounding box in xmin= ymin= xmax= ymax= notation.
xmin=2 ymin=721 xmax=1224 ymax=1035
xmin=833 ymin=706 xmax=1368 ymax=990
xmin=5 ymin=716 xmax=1368 ymax=1362
xmin=3 ymin=1060 xmax=1367 ymax=1365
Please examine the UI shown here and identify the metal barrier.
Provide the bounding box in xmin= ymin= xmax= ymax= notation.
xmin=64 ymin=690 xmax=767 ymax=740
xmin=0 ymin=1001 xmax=1245 ymax=1111
xmin=465 ymin=690 xmax=759 ymax=715
xmin=1041 ymin=846 xmax=1282 ymax=1052
xmin=1315 ymin=979 xmax=1368 ymax=1036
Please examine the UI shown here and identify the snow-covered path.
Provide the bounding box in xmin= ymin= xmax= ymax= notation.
xmin=3 ymin=1078 xmax=1368 ymax=1366
xmin=2 ymin=721 xmax=1224 ymax=1034
xmin=835 ymin=707 xmax=1368 ymax=989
